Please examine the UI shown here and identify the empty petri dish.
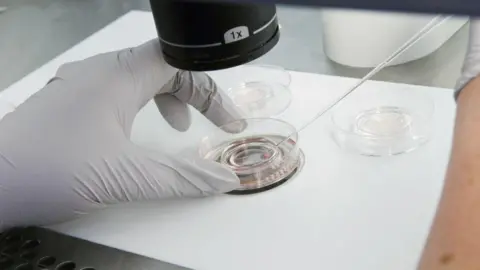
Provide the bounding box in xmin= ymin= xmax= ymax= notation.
xmin=330 ymin=86 xmax=434 ymax=156
xmin=210 ymin=65 xmax=292 ymax=118
xmin=199 ymin=118 xmax=303 ymax=194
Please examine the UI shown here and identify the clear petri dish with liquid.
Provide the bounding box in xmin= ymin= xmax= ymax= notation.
xmin=330 ymin=86 xmax=434 ymax=156
xmin=210 ymin=64 xmax=292 ymax=118
xmin=199 ymin=118 xmax=304 ymax=194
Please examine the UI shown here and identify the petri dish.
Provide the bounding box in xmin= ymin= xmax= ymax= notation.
xmin=212 ymin=65 xmax=292 ymax=118
xmin=330 ymin=86 xmax=434 ymax=156
xmin=199 ymin=118 xmax=303 ymax=194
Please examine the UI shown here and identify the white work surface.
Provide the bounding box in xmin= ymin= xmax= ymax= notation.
xmin=2 ymin=11 xmax=457 ymax=270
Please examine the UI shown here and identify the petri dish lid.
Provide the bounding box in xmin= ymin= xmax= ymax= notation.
xmin=330 ymin=86 xmax=434 ymax=156
xmin=227 ymin=81 xmax=292 ymax=118
xmin=217 ymin=65 xmax=292 ymax=118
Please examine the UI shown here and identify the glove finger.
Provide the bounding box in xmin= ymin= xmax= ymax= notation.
xmin=166 ymin=71 xmax=246 ymax=133
xmin=137 ymin=149 xmax=240 ymax=198
xmin=154 ymin=93 xmax=192 ymax=132
xmin=73 ymin=146 xmax=240 ymax=204
xmin=119 ymin=39 xmax=178 ymax=110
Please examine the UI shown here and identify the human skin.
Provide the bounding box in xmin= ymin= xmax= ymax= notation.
xmin=418 ymin=76 xmax=480 ymax=269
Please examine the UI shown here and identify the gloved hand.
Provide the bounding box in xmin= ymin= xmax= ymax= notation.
xmin=456 ymin=19 xmax=480 ymax=98
xmin=0 ymin=39 xmax=242 ymax=231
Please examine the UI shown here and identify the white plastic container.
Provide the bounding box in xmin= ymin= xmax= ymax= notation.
xmin=321 ymin=9 xmax=468 ymax=68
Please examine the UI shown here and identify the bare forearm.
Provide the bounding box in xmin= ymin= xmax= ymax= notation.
xmin=418 ymin=77 xmax=480 ymax=269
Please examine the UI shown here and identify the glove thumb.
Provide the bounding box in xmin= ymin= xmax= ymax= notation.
xmin=79 ymin=145 xmax=241 ymax=204
xmin=131 ymin=147 xmax=240 ymax=199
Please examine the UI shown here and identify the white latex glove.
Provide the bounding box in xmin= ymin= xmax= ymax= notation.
xmin=0 ymin=39 xmax=243 ymax=231
xmin=456 ymin=19 xmax=480 ymax=98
